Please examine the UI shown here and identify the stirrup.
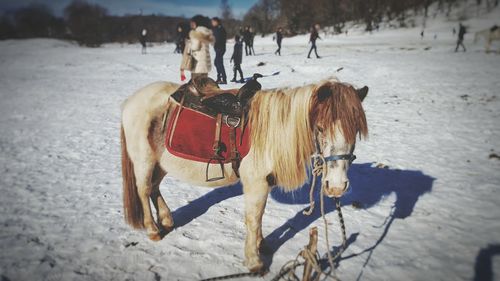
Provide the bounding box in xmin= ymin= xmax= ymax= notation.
xmin=206 ymin=155 xmax=225 ymax=182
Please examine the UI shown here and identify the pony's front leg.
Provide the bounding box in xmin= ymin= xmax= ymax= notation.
xmin=242 ymin=175 xmax=270 ymax=272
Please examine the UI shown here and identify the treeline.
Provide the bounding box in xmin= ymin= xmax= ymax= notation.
xmin=0 ymin=3 xmax=66 ymax=40
xmin=242 ymin=0 xmax=499 ymax=34
xmin=0 ymin=0 xmax=189 ymax=47
xmin=2 ymin=0 xmax=498 ymax=46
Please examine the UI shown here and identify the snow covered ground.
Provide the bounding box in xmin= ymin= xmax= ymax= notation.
xmin=1 ymin=6 xmax=500 ymax=281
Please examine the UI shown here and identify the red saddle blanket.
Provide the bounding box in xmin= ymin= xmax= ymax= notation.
xmin=165 ymin=105 xmax=251 ymax=163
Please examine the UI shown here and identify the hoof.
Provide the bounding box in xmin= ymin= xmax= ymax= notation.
xmin=161 ymin=225 xmax=174 ymax=233
xmin=160 ymin=218 xmax=174 ymax=233
xmin=158 ymin=225 xmax=174 ymax=238
xmin=244 ymin=257 xmax=264 ymax=273
xmin=147 ymin=231 xmax=162 ymax=241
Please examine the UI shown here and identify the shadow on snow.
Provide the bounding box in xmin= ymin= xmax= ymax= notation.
xmin=171 ymin=162 xmax=434 ymax=271
xmin=474 ymin=244 xmax=500 ymax=281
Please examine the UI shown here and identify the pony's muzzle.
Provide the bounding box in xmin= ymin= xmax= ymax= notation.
xmin=324 ymin=180 xmax=349 ymax=198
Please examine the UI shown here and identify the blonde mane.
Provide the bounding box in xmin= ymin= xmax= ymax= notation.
xmin=248 ymin=81 xmax=367 ymax=191
xmin=249 ymin=85 xmax=316 ymax=190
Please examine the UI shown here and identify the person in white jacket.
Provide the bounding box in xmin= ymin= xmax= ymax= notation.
xmin=180 ymin=15 xmax=215 ymax=81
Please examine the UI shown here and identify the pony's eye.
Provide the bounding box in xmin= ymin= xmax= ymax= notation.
xmin=317 ymin=126 xmax=324 ymax=133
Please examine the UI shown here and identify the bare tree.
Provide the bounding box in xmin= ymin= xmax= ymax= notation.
xmin=220 ymin=0 xmax=233 ymax=20
xmin=0 ymin=16 xmax=16 ymax=39
xmin=64 ymin=0 xmax=108 ymax=46
xmin=243 ymin=0 xmax=280 ymax=34
xmin=12 ymin=3 xmax=65 ymax=38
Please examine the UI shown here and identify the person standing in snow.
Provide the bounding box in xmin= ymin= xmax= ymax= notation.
xmin=180 ymin=15 xmax=214 ymax=81
xmin=140 ymin=29 xmax=147 ymax=54
xmin=230 ymin=35 xmax=244 ymax=83
xmin=455 ymin=23 xmax=467 ymax=52
xmin=243 ymin=26 xmax=251 ymax=56
xmin=275 ymin=27 xmax=283 ymax=55
xmin=248 ymin=27 xmax=256 ymax=55
xmin=211 ymin=17 xmax=227 ymax=84
xmin=307 ymin=24 xmax=321 ymax=59
xmin=174 ymin=24 xmax=187 ymax=54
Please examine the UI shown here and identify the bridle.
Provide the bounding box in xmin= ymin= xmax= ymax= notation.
xmin=312 ymin=129 xmax=356 ymax=165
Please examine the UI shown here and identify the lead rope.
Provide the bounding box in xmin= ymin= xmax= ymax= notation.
xmin=201 ymin=272 xmax=261 ymax=281
xmin=302 ymin=155 xmax=324 ymax=216
xmin=201 ymin=150 xmax=347 ymax=281
xmin=272 ymin=154 xmax=347 ymax=281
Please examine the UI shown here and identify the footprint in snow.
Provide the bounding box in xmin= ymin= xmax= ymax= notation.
xmin=124 ymin=241 xmax=138 ymax=248
xmin=489 ymin=153 xmax=500 ymax=160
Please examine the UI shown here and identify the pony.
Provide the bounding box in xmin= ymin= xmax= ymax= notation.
xmin=474 ymin=26 xmax=500 ymax=53
xmin=120 ymin=78 xmax=368 ymax=272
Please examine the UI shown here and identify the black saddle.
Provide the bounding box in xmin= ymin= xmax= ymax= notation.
xmin=171 ymin=74 xmax=262 ymax=117
xmin=201 ymin=74 xmax=263 ymax=116
xmin=201 ymin=93 xmax=241 ymax=116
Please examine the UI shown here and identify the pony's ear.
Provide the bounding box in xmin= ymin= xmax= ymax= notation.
xmin=356 ymin=86 xmax=369 ymax=102
xmin=316 ymin=83 xmax=332 ymax=102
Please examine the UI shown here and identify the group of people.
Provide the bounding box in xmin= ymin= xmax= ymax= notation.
xmin=274 ymin=23 xmax=322 ymax=58
xmin=241 ymin=26 xmax=256 ymax=56
xmin=178 ymin=15 xmax=251 ymax=84
xmin=172 ymin=15 xmax=327 ymax=84
xmin=149 ymin=18 xmax=471 ymax=82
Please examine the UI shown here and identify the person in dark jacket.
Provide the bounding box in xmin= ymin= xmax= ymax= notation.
xmin=455 ymin=23 xmax=467 ymax=52
xmin=243 ymin=26 xmax=252 ymax=56
xmin=230 ymin=35 xmax=244 ymax=83
xmin=174 ymin=24 xmax=187 ymax=54
xmin=275 ymin=27 xmax=283 ymax=55
xmin=307 ymin=24 xmax=321 ymax=59
xmin=211 ymin=17 xmax=227 ymax=84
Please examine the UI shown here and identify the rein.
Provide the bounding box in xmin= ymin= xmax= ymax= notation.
xmin=200 ymin=131 xmax=351 ymax=281
xmin=274 ymin=130 xmax=352 ymax=280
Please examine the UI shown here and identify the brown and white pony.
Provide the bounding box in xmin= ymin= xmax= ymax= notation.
xmin=474 ymin=27 xmax=500 ymax=53
xmin=120 ymin=78 xmax=368 ymax=271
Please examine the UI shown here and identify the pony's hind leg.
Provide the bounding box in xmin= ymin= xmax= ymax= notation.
xmin=150 ymin=164 xmax=174 ymax=233
xmin=134 ymin=164 xmax=163 ymax=241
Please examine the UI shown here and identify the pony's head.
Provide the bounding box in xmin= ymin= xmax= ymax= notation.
xmin=310 ymin=81 xmax=368 ymax=197
xmin=249 ymin=79 xmax=368 ymax=195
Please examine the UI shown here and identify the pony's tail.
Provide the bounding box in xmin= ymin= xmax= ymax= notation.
xmin=121 ymin=125 xmax=144 ymax=229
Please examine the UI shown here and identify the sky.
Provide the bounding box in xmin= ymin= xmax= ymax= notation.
xmin=0 ymin=0 xmax=258 ymax=18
